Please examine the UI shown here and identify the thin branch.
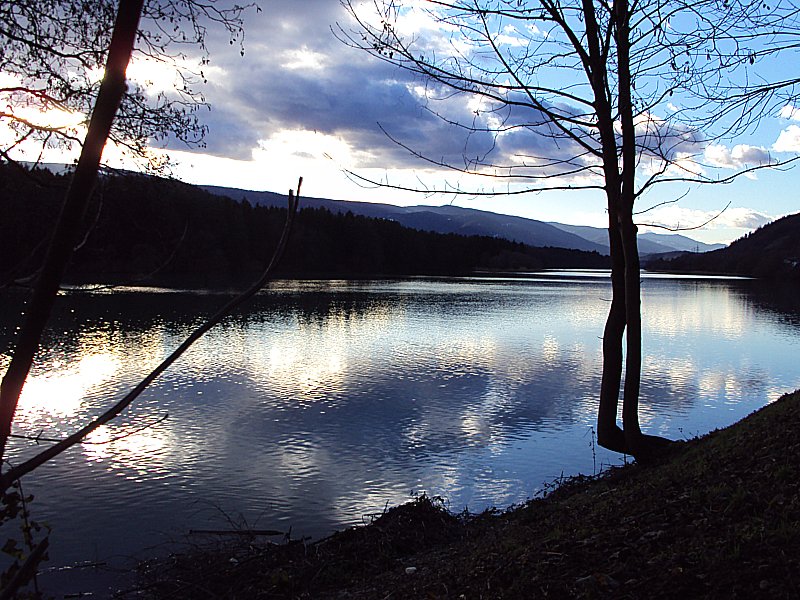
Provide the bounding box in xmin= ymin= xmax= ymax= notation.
xmin=8 ymin=412 xmax=170 ymax=445
xmin=637 ymin=200 xmax=731 ymax=232
xmin=0 ymin=179 xmax=301 ymax=494
xmin=632 ymin=190 xmax=689 ymax=216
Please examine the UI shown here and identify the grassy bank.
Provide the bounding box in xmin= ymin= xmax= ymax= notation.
xmin=131 ymin=390 xmax=800 ymax=599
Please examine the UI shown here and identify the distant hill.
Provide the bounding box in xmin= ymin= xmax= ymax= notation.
xmin=647 ymin=213 xmax=800 ymax=279
xmin=202 ymin=185 xmax=721 ymax=256
xmin=638 ymin=231 xmax=724 ymax=253
xmin=546 ymin=223 xmax=723 ymax=255
xmin=201 ymin=186 xmax=607 ymax=253
xmin=16 ymin=164 xmax=727 ymax=256
xmin=0 ymin=163 xmax=609 ymax=286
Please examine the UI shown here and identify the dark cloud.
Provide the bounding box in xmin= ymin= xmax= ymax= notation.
xmin=172 ymin=2 xmax=703 ymax=179
xmin=169 ymin=2 xmax=526 ymax=168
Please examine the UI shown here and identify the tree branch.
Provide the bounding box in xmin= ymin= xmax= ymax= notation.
xmin=0 ymin=179 xmax=302 ymax=494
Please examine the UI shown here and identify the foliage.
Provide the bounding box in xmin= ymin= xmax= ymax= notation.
xmin=0 ymin=163 xmax=609 ymax=287
xmin=648 ymin=212 xmax=800 ymax=278
xmin=0 ymin=481 xmax=49 ymax=599
xmin=0 ymin=0 xmax=255 ymax=170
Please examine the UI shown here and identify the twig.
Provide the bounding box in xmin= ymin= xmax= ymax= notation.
xmin=0 ymin=179 xmax=301 ymax=494
xmin=7 ymin=412 xmax=169 ymax=445
xmin=637 ymin=200 xmax=731 ymax=232
xmin=0 ymin=537 xmax=49 ymax=600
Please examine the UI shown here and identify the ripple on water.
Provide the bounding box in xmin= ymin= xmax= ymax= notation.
xmin=1 ymin=276 xmax=797 ymax=598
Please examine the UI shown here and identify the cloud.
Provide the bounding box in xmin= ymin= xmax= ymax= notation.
xmin=156 ymin=2 xmax=785 ymax=196
xmin=778 ymin=105 xmax=800 ymax=121
xmin=164 ymin=2 xmax=496 ymax=168
xmin=773 ymin=125 xmax=800 ymax=153
xmin=642 ymin=205 xmax=773 ymax=231
xmin=704 ymin=143 xmax=771 ymax=170
xmin=193 ymin=4 xmax=591 ymax=178
xmin=717 ymin=207 xmax=774 ymax=229
xmin=167 ymin=3 xmax=627 ymax=182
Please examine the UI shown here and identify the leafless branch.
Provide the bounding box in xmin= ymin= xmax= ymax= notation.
xmin=0 ymin=178 xmax=302 ymax=494
xmin=637 ymin=200 xmax=731 ymax=232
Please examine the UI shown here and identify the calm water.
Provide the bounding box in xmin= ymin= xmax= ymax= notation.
xmin=1 ymin=272 xmax=799 ymax=595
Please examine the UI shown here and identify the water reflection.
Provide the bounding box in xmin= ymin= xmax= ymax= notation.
xmin=18 ymin=353 xmax=120 ymax=418
xmin=0 ymin=275 xmax=798 ymax=595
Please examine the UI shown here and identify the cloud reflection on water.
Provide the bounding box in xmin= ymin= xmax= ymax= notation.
xmin=0 ymin=275 xmax=797 ymax=581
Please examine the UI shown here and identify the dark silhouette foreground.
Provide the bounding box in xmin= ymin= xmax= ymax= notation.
xmin=132 ymin=389 xmax=800 ymax=599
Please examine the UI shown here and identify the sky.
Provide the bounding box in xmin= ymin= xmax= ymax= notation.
xmin=8 ymin=0 xmax=800 ymax=245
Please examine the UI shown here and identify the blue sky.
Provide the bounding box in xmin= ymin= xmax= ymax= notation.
xmin=7 ymin=1 xmax=800 ymax=244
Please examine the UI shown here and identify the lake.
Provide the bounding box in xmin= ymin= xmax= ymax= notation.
xmin=1 ymin=272 xmax=799 ymax=595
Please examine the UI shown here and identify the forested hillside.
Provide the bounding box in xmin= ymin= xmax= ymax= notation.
xmin=0 ymin=164 xmax=608 ymax=286
xmin=647 ymin=213 xmax=800 ymax=279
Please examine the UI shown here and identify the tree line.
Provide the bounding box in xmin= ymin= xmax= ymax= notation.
xmin=647 ymin=213 xmax=800 ymax=279
xmin=0 ymin=163 xmax=608 ymax=288
xmin=3 ymin=2 xmax=800 ymax=592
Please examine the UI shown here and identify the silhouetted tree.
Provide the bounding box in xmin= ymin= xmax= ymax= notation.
xmin=0 ymin=0 xmax=255 ymax=171
xmin=339 ymin=0 xmax=799 ymax=460
xmin=0 ymin=3 xmax=300 ymax=596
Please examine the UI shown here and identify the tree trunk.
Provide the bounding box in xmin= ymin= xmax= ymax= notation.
xmin=619 ymin=215 xmax=643 ymax=444
xmin=0 ymin=0 xmax=145 ymax=463
xmin=613 ymin=0 xmax=675 ymax=462
xmin=579 ymin=0 xmax=636 ymax=456
xmin=596 ymin=222 xmax=628 ymax=453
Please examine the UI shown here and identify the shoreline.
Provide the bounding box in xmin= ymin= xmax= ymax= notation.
xmin=127 ymin=388 xmax=800 ymax=599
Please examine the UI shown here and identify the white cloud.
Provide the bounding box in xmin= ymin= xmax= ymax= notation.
xmin=717 ymin=207 xmax=774 ymax=229
xmin=497 ymin=25 xmax=528 ymax=47
xmin=778 ymin=105 xmax=800 ymax=121
xmin=281 ymin=47 xmax=328 ymax=71
xmin=773 ymin=125 xmax=800 ymax=153
xmin=643 ymin=205 xmax=773 ymax=231
xmin=704 ymin=143 xmax=771 ymax=170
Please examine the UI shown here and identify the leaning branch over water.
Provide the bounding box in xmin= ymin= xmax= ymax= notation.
xmin=0 ymin=179 xmax=301 ymax=494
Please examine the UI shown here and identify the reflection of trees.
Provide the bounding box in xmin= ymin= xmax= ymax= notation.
xmin=3 ymin=277 xmax=797 ymax=480
xmin=1 ymin=287 xmax=226 ymax=340
xmin=637 ymin=277 xmax=797 ymax=430
xmin=740 ymin=281 xmax=800 ymax=329
xmin=3 ymin=276 xmax=798 ymax=563
xmin=643 ymin=279 xmax=752 ymax=339
xmin=244 ymin=291 xmax=401 ymax=329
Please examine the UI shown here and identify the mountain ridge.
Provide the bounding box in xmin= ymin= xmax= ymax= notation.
xmin=13 ymin=163 xmax=725 ymax=255
xmin=0 ymin=163 xmax=610 ymax=285
xmin=647 ymin=212 xmax=800 ymax=279
xmin=202 ymin=184 xmax=724 ymax=255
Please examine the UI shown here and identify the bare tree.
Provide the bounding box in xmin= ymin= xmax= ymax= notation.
xmin=0 ymin=2 xmax=301 ymax=593
xmin=0 ymin=0 xmax=256 ymax=171
xmin=339 ymin=0 xmax=798 ymax=461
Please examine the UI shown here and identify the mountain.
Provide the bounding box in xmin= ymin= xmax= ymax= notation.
xmin=202 ymin=186 xmax=607 ymax=253
xmin=0 ymin=163 xmax=609 ymax=286
xmin=638 ymin=232 xmax=725 ymax=253
xmin=647 ymin=212 xmax=800 ymax=279
xmin=202 ymin=185 xmax=721 ymax=256
xmin=17 ymin=167 xmax=720 ymax=256
xmin=548 ymin=223 xmax=725 ymax=255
